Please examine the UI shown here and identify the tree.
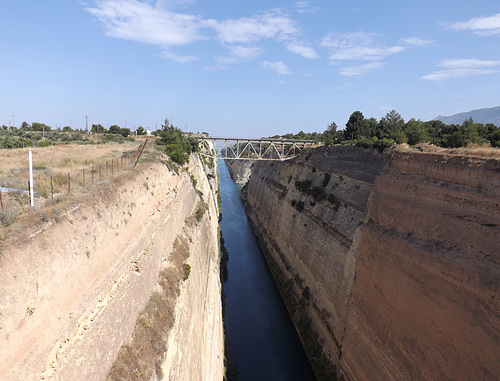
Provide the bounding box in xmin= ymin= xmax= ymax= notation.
xmin=120 ymin=128 xmax=131 ymax=137
xmin=136 ymin=126 xmax=147 ymax=135
xmin=91 ymin=124 xmax=107 ymax=134
xmin=488 ymin=129 xmax=500 ymax=147
xmin=156 ymin=118 xmax=190 ymax=164
xmin=322 ymin=121 xmax=338 ymax=146
xmin=32 ymin=122 xmax=51 ymax=132
xmin=344 ymin=111 xmax=367 ymax=140
xmin=404 ymin=118 xmax=428 ymax=145
xmin=21 ymin=121 xmax=31 ymax=130
xmin=385 ymin=110 xmax=405 ymax=133
xmin=109 ymin=124 xmax=121 ymax=135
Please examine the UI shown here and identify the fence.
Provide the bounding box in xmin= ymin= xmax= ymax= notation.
xmin=0 ymin=140 xmax=148 ymax=226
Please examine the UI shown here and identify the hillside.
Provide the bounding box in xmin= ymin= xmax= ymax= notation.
xmin=435 ymin=106 xmax=500 ymax=125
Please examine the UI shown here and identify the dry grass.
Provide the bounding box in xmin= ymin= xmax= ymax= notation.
xmin=107 ymin=235 xmax=191 ymax=381
xmin=0 ymin=143 xmax=141 ymax=189
xmin=0 ymin=139 xmax=160 ymax=244
xmin=409 ymin=142 xmax=500 ymax=158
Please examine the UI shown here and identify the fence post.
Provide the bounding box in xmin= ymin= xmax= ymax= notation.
xmin=51 ymin=176 xmax=53 ymax=200
xmin=0 ymin=191 xmax=3 ymax=211
xmin=68 ymin=173 xmax=71 ymax=194
xmin=133 ymin=140 xmax=147 ymax=168
xmin=99 ymin=164 xmax=102 ymax=181
xmin=29 ymin=149 xmax=34 ymax=207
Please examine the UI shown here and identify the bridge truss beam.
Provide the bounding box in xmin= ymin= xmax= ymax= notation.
xmin=198 ymin=137 xmax=317 ymax=161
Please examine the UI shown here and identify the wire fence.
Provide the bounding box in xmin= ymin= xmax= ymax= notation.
xmin=0 ymin=140 xmax=148 ymax=227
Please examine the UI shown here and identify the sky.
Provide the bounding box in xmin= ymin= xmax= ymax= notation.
xmin=1 ymin=0 xmax=499 ymax=137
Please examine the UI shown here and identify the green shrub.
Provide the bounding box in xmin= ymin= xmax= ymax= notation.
xmin=182 ymin=263 xmax=191 ymax=280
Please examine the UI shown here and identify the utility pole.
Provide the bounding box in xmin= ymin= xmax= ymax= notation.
xmin=12 ymin=115 xmax=15 ymax=128
xmin=85 ymin=116 xmax=88 ymax=132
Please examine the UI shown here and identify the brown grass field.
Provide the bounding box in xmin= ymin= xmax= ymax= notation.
xmin=0 ymin=138 xmax=159 ymax=240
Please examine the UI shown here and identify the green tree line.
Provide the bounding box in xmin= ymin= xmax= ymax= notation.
xmin=271 ymin=110 xmax=500 ymax=150
xmin=323 ymin=110 xmax=500 ymax=149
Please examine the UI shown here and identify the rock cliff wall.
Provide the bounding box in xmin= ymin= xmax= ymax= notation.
xmin=0 ymin=153 xmax=224 ymax=380
xmin=238 ymin=145 xmax=500 ymax=380
xmin=226 ymin=160 xmax=253 ymax=184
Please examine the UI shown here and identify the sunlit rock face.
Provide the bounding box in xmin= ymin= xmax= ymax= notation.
xmin=237 ymin=145 xmax=500 ymax=381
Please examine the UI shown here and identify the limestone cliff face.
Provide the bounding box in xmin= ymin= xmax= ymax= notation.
xmin=0 ymin=153 xmax=224 ymax=380
xmin=225 ymin=160 xmax=253 ymax=184
xmin=238 ymin=145 xmax=500 ymax=380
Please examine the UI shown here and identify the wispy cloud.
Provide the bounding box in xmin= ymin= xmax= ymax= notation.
xmin=422 ymin=59 xmax=500 ymax=81
xmin=160 ymin=50 xmax=198 ymax=63
xmin=447 ymin=13 xmax=500 ymax=36
xmin=339 ymin=62 xmax=385 ymax=77
xmin=294 ymin=1 xmax=321 ymax=14
xmin=321 ymin=32 xmax=429 ymax=76
xmin=215 ymin=45 xmax=263 ymax=66
xmin=210 ymin=11 xmax=298 ymax=44
xmin=86 ymin=0 xmax=206 ymax=47
xmin=321 ymin=32 xmax=405 ymax=62
xmin=87 ymin=2 xmax=313 ymax=67
xmin=285 ymin=42 xmax=318 ymax=59
xmin=399 ymin=37 xmax=434 ymax=47
xmin=261 ymin=61 xmax=291 ymax=75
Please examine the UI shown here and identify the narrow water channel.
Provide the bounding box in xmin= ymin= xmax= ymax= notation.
xmin=219 ymin=161 xmax=316 ymax=381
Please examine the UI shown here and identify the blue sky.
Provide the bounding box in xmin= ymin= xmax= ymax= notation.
xmin=1 ymin=1 xmax=499 ymax=137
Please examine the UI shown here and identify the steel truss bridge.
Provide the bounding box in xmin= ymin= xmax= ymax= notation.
xmin=198 ymin=136 xmax=318 ymax=161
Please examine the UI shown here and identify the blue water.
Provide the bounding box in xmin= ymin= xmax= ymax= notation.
xmin=219 ymin=160 xmax=316 ymax=381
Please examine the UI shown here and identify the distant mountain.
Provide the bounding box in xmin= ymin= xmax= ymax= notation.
xmin=434 ymin=106 xmax=500 ymax=125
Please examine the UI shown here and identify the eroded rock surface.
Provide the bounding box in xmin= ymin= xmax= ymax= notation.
xmin=0 ymin=154 xmax=224 ymax=380
xmin=237 ymin=145 xmax=500 ymax=380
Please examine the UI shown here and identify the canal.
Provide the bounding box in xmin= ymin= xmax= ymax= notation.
xmin=219 ymin=160 xmax=316 ymax=381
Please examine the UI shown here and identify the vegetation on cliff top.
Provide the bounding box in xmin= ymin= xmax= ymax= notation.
xmin=271 ymin=109 xmax=500 ymax=150
xmin=154 ymin=118 xmax=199 ymax=165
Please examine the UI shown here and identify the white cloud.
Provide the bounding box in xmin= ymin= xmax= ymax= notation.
xmin=87 ymin=2 xmax=310 ymax=65
xmin=448 ymin=13 xmax=500 ymax=36
xmin=86 ymin=0 xmax=206 ymax=47
xmin=339 ymin=62 xmax=385 ymax=76
xmin=399 ymin=37 xmax=433 ymax=46
xmin=321 ymin=31 xmax=432 ymax=76
xmin=215 ymin=45 xmax=263 ymax=65
xmin=261 ymin=61 xmax=291 ymax=75
xmin=285 ymin=42 xmax=318 ymax=59
xmin=294 ymin=2 xmax=321 ymax=14
xmin=210 ymin=11 xmax=298 ymax=44
xmin=422 ymin=58 xmax=500 ymax=81
xmin=321 ymin=32 xmax=404 ymax=62
xmin=160 ymin=49 xmax=198 ymax=63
